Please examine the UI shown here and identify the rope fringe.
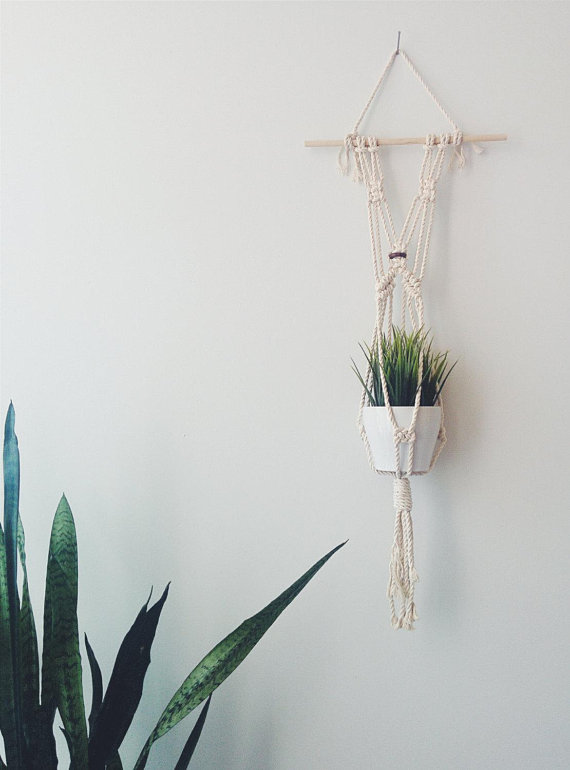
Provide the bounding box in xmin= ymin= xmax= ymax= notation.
xmin=387 ymin=478 xmax=418 ymax=630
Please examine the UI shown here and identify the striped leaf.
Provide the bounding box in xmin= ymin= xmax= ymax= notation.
xmin=133 ymin=541 xmax=346 ymax=770
xmin=43 ymin=496 xmax=88 ymax=768
xmin=3 ymin=403 xmax=23 ymax=769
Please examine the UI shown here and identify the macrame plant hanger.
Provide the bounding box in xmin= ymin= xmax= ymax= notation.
xmin=306 ymin=41 xmax=506 ymax=630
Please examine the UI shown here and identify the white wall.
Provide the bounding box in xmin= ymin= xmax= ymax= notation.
xmin=2 ymin=2 xmax=569 ymax=768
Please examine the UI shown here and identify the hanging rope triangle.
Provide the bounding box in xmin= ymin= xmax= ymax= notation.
xmin=340 ymin=47 xmax=465 ymax=176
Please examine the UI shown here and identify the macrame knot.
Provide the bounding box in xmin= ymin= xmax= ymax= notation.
xmin=353 ymin=135 xmax=367 ymax=153
xmin=368 ymin=183 xmax=384 ymax=204
xmin=420 ymin=178 xmax=436 ymax=203
xmin=366 ymin=136 xmax=379 ymax=153
xmin=402 ymin=270 xmax=422 ymax=299
xmin=393 ymin=477 xmax=412 ymax=512
xmin=394 ymin=427 xmax=415 ymax=445
xmin=376 ymin=272 xmax=396 ymax=301
xmin=425 ymin=133 xmax=437 ymax=147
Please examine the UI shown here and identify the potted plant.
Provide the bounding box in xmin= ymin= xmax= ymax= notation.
xmin=352 ymin=327 xmax=456 ymax=473
xmin=0 ymin=404 xmax=345 ymax=769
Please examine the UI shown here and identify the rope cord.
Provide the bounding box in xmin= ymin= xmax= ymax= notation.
xmin=344 ymin=48 xmax=459 ymax=629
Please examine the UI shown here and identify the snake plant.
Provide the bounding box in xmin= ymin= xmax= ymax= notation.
xmin=1 ymin=403 xmax=344 ymax=769
xmin=352 ymin=326 xmax=456 ymax=407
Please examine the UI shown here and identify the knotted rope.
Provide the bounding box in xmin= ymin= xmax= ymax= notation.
xmin=345 ymin=48 xmax=460 ymax=628
xmin=388 ymin=477 xmax=418 ymax=630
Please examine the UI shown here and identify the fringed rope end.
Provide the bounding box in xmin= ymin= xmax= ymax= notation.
xmin=338 ymin=134 xmax=353 ymax=176
xmin=338 ymin=134 xmax=364 ymax=182
xmin=387 ymin=478 xmax=419 ymax=630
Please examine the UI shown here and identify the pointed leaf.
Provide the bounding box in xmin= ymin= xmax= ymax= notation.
xmin=43 ymin=496 xmax=88 ymax=768
xmin=24 ymin=705 xmax=58 ymax=770
xmin=17 ymin=515 xmax=40 ymax=741
xmin=133 ymin=541 xmax=346 ymax=770
xmin=60 ymin=726 xmax=73 ymax=758
xmin=3 ymin=403 xmax=23 ymax=768
xmin=106 ymin=753 xmax=123 ymax=770
xmin=41 ymin=537 xmax=56 ymax=715
xmin=0 ymin=523 xmax=18 ymax=767
xmin=173 ymin=695 xmax=212 ymax=770
xmin=85 ymin=634 xmax=103 ymax=736
xmin=88 ymin=585 xmax=169 ymax=769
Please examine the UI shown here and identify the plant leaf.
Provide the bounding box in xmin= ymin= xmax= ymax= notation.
xmin=133 ymin=541 xmax=346 ymax=770
xmin=433 ymin=359 xmax=458 ymax=404
xmin=354 ymin=328 xmax=455 ymax=408
xmin=87 ymin=585 xmax=170 ymax=769
xmin=43 ymin=495 xmax=88 ymax=768
xmin=3 ymin=403 xmax=23 ymax=769
xmin=173 ymin=694 xmax=212 ymax=770
xmin=40 ymin=532 xmax=58 ymax=768
xmin=106 ymin=752 xmax=123 ymax=770
xmin=0 ymin=522 xmax=18 ymax=768
xmin=85 ymin=634 xmax=103 ymax=736
xmin=17 ymin=513 xmax=40 ymax=755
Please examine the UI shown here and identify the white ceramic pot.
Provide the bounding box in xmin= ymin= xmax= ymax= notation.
xmin=362 ymin=406 xmax=442 ymax=473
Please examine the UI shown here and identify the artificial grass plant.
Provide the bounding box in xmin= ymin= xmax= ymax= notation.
xmin=352 ymin=326 xmax=456 ymax=407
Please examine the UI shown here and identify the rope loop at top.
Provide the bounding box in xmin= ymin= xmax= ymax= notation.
xmin=339 ymin=49 xmax=465 ymax=176
xmin=352 ymin=48 xmax=460 ymax=136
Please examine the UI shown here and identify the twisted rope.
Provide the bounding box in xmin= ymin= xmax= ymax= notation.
xmin=344 ymin=48 xmax=459 ymax=628
xmin=388 ymin=478 xmax=418 ymax=629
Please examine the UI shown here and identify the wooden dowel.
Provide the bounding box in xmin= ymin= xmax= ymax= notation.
xmin=304 ymin=133 xmax=507 ymax=148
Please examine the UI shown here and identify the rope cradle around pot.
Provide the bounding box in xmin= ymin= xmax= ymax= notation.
xmin=343 ymin=49 xmax=463 ymax=630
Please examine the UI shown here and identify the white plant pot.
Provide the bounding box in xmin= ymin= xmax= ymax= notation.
xmin=362 ymin=406 xmax=442 ymax=473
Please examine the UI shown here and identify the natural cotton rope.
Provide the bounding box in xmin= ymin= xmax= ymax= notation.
xmin=345 ymin=48 xmax=459 ymax=628
xmin=388 ymin=478 xmax=418 ymax=629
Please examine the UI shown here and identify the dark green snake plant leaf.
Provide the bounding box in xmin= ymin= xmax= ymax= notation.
xmin=42 ymin=495 xmax=88 ymax=768
xmin=87 ymin=585 xmax=170 ymax=769
xmin=133 ymin=541 xmax=346 ymax=770
xmin=17 ymin=514 xmax=40 ymax=754
xmin=85 ymin=634 xmax=103 ymax=735
xmin=0 ymin=522 xmax=17 ymax=769
xmin=106 ymin=753 xmax=124 ymax=770
xmin=2 ymin=402 xmax=23 ymax=769
xmin=173 ymin=694 xmax=212 ymax=770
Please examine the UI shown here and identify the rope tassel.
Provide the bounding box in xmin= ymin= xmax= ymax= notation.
xmin=387 ymin=477 xmax=419 ymax=630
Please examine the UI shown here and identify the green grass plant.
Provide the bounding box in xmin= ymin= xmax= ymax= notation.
xmin=352 ymin=326 xmax=456 ymax=407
